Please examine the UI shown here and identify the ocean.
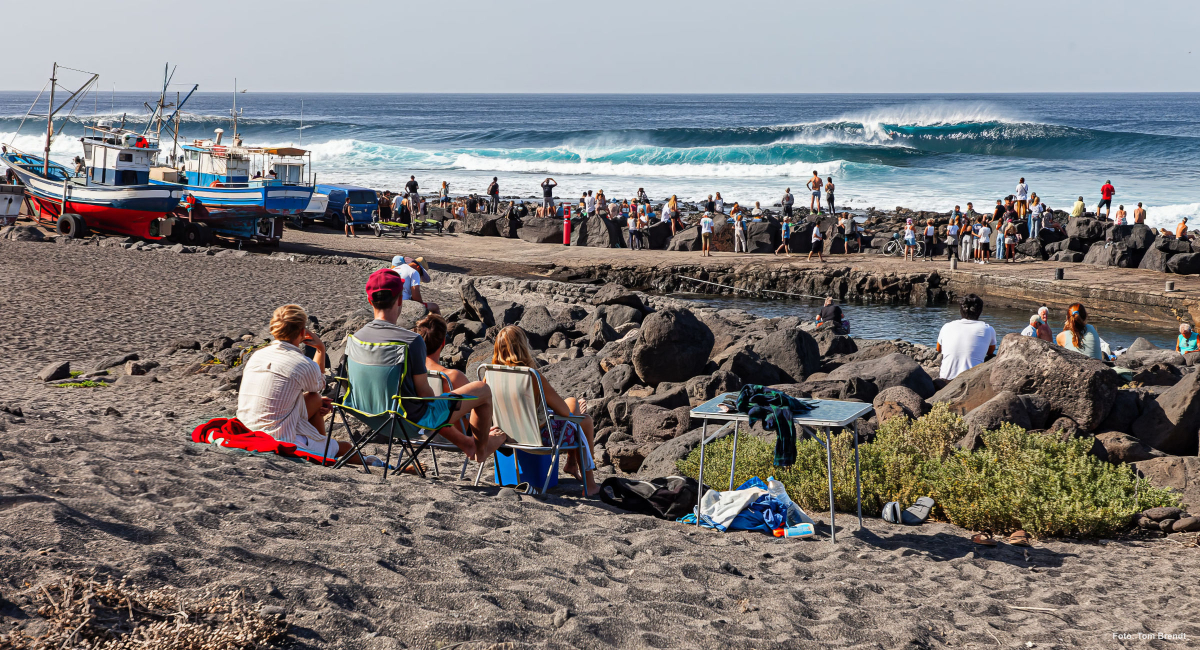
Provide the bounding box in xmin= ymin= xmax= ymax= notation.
xmin=3 ymin=92 xmax=1199 ymax=230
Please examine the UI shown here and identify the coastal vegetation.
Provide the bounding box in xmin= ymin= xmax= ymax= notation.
xmin=678 ymin=403 xmax=1177 ymax=538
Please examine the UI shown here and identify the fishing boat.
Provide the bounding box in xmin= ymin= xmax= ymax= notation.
xmin=0 ymin=64 xmax=182 ymax=239
xmin=144 ymin=74 xmax=314 ymax=244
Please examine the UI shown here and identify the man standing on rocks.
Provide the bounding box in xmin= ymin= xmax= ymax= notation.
xmin=541 ymin=177 xmax=557 ymax=216
xmin=807 ymin=172 xmax=823 ymax=214
xmin=700 ymin=211 xmax=714 ymax=257
xmin=486 ymin=177 xmax=500 ymax=214
xmin=782 ymin=188 xmax=794 ymax=219
xmin=1099 ymin=180 xmax=1116 ymax=220
xmin=405 ymin=175 xmax=420 ymax=214
xmin=1015 ymin=177 xmax=1030 ymax=218
xmin=936 ymin=294 xmax=996 ymax=380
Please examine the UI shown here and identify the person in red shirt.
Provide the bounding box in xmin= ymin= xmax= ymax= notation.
xmin=1098 ymin=180 xmax=1116 ymax=220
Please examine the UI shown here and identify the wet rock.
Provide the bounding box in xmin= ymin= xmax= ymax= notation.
xmin=988 ymin=334 xmax=1121 ymax=431
xmin=826 ymin=353 xmax=935 ymax=399
xmin=1094 ymin=431 xmax=1166 ymax=464
xmin=1130 ymin=371 xmax=1200 ymax=455
xmin=631 ymin=308 xmax=714 ymax=386
xmin=37 ymin=361 xmax=71 ymax=382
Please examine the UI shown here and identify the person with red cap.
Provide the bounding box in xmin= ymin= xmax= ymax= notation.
xmin=348 ymin=268 xmax=506 ymax=463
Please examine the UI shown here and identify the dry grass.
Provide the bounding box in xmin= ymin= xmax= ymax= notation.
xmin=0 ymin=574 xmax=286 ymax=649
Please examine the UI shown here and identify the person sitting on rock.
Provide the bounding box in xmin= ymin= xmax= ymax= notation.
xmin=485 ymin=325 xmax=599 ymax=495
xmin=1055 ymin=303 xmax=1103 ymax=360
xmin=1176 ymin=323 xmax=1198 ymax=354
xmin=1176 ymin=217 xmax=1192 ymax=242
xmin=936 ymin=294 xmax=997 ymax=380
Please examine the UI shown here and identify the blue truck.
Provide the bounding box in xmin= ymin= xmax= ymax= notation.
xmin=315 ymin=183 xmax=378 ymax=228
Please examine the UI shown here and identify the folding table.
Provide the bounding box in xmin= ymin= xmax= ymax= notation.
xmin=689 ymin=393 xmax=874 ymax=543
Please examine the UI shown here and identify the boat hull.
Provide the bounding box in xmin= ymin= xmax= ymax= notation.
xmin=152 ymin=181 xmax=313 ymax=241
xmin=2 ymin=154 xmax=180 ymax=238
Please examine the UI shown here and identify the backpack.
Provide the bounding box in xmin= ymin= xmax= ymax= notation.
xmin=599 ymin=476 xmax=709 ymax=520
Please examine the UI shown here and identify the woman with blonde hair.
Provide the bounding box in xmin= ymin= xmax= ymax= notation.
xmin=1056 ymin=303 xmax=1103 ymax=359
xmin=488 ymin=326 xmax=599 ymax=495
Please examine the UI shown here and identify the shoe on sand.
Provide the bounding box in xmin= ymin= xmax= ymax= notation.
xmin=971 ymin=533 xmax=998 ymax=546
xmin=900 ymin=496 xmax=935 ymax=525
xmin=1006 ymin=530 xmax=1032 ymax=546
xmin=882 ymin=501 xmax=902 ymax=524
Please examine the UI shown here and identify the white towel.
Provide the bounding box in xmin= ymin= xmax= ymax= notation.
xmin=699 ymin=487 xmax=767 ymax=531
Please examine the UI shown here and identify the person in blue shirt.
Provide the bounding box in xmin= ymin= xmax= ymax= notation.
xmin=1177 ymin=323 xmax=1199 ymax=354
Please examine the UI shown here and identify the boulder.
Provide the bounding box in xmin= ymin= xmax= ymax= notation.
xmin=685 ymin=370 xmax=743 ymax=404
xmin=490 ymin=301 xmax=524 ymax=327
xmin=91 ymin=352 xmax=139 ymax=373
xmin=601 ymin=364 xmax=638 ymax=397
xmin=988 ymin=334 xmax=1121 ymax=431
xmin=1137 ymin=242 xmax=1174 ymax=273
xmin=871 ymin=386 xmax=929 ymax=420
xmin=826 ymin=353 xmax=936 ymax=399
xmin=37 ymin=361 xmax=72 ymax=382
xmin=1015 ymin=238 xmax=1046 ymax=260
xmin=1049 ymin=251 xmax=1084 ymax=263
xmin=636 ymin=425 xmax=736 ymax=479
xmin=597 ymin=335 xmax=637 ymax=371
xmin=1 ymin=225 xmax=47 ymax=242
xmin=1082 ymin=241 xmax=1131 ymax=267
xmin=1126 ymin=337 xmax=1159 ymax=354
xmin=397 ymin=300 xmax=429 ymax=330
xmin=588 ymin=318 xmax=619 ymax=350
xmin=462 ymin=212 xmax=502 ymax=236
xmin=460 ymin=282 xmax=495 ymax=327
xmin=1130 ymin=371 xmax=1200 ymax=455
xmin=717 ymin=347 xmax=782 ymax=386
xmin=643 ymin=221 xmax=675 ymax=250
xmin=516 ymin=305 xmax=560 ymax=349
xmin=1066 ymin=217 xmax=1107 ymax=242
xmin=631 ymin=404 xmax=695 ymax=444
xmin=752 ymin=329 xmax=821 ymax=382
xmin=1097 ymin=389 xmax=1142 ymax=434
xmin=571 ymin=212 xmax=624 ymax=248
xmin=540 ymin=356 xmax=604 ymax=400
xmin=812 ymin=330 xmax=858 ymax=357
xmin=608 ymin=442 xmax=648 ymax=473
xmin=631 ymin=308 xmax=714 ymax=386
xmin=745 ymin=219 xmax=781 ymax=254
xmin=1132 ymin=456 xmax=1200 ymax=510
xmin=1130 ymin=363 xmax=1183 ymax=387
xmin=961 ymin=391 xmax=1049 ymax=445
xmin=495 ymin=213 xmax=522 ymax=238
xmin=1107 ymin=223 xmax=1156 ymax=254
xmin=516 ymin=217 xmax=563 ymax=244
xmin=591 ymin=283 xmax=647 ymax=311
xmin=1157 ymin=236 xmax=1193 ymax=254
xmin=666 ymin=226 xmax=703 ymax=252
xmin=600 ymin=304 xmax=643 ymax=329
xmin=929 ymin=360 xmax=999 ymax=417
xmin=1045 ymin=237 xmax=1086 ymax=254
xmin=1115 ymin=349 xmax=1185 ymax=369
xmin=1094 ymin=431 xmax=1167 ymax=464
xmin=1166 ymin=253 xmax=1200 ymax=275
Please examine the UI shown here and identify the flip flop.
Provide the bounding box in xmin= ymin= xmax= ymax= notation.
xmin=1006 ymin=530 xmax=1032 ymax=547
xmin=900 ymin=497 xmax=935 ymax=526
xmin=972 ymin=533 xmax=998 ymax=546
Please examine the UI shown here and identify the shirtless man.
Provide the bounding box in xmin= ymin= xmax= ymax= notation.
xmin=1133 ymin=202 xmax=1147 ymax=224
xmin=807 ymin=171 xmax=823 ymax=214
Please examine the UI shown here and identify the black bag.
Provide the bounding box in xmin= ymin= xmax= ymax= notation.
xmin=599 ymin=475 xmax=709 ymax=520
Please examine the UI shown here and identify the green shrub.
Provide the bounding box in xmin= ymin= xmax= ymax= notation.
xmin=676 ymin=403 xmax=1177 ymax=538
xmin=52 ymin=380 xmax=108 ymax=389
xmin=68 ymin=370 xmax=83 ymax=378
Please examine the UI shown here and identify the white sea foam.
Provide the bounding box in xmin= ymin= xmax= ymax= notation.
xmin=448 ymin=153 xmax=845 ymax=179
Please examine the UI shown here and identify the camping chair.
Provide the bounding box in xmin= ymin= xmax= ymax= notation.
xmin=325 ymin=335 xmax=470 ymax=479
xmin=407 ymin=371 xmax=473 ymax=479
xmin=474 ymin=364 xmax=592 ymax=496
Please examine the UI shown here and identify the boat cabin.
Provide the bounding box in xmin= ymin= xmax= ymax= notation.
xmin=177 ymin=130 xmax=310 ymax=188
xmin=80 ymin=121 xmax=159 ymax=186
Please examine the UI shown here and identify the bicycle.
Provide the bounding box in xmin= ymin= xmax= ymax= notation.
xmin=883 ymin=232 xmax=924 ymax=258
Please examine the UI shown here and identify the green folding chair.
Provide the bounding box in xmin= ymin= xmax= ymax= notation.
xmin=413 ymin=371 xmax=473 ymax=480
xmin=474 ymin=363 xmax=593 ymax=496
xmin=325 ymin=335 xmax=469 ymax=479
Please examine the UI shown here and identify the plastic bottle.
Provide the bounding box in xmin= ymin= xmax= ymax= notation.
xmin=781 ymin=524 xmax=815 ymax=538
xmin=767 ymin=476 xmax=804 ymax=527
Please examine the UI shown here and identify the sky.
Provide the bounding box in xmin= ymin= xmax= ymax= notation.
xmin=5 ymin=0 xmax=1199 ymax=93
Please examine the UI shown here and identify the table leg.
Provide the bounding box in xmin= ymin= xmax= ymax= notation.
xmin=728 ymin=419 xmax=739 ymax=491
xmin=696 ymin=418 xmax=707 ymax=527
xmin=824 ymin=426 xmax=836 ymax=544
xmin=854 ymin=419 xmax=863 ymax=531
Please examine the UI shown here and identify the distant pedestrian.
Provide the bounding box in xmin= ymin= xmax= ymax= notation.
xmin=1015 ymin=177 xmax=1029 ymax=217
xmin=1176 ymin=217 xmax=1191 ymax=241
xmin=637 ymin=188 xmax=649 ymax=205
xmin=1177 ymin=323 xmax=1199 ymax=353
xmin=733 ymin=206 xmax=747 ymax=253
xmin=439 ymin=181 xmax=451 ymax=208
xmin=487 ymin=177 xmax=500 ymax=214
xmin=923 ymin=218 xmax=936 ymax=261
xmin=1114 ymin=205 xmax=1127 ymax=226
xmin=585 ymin=190 xmax=596 ymax=217
xmin=936 ymin=294 xmax=997 ymax=380
xmin=705 ymin=194 xmax=716 ymax=214
xmin=1070 ymin=196 xmax=1087 ymax=218
xmin=807 ymin=172 xmax=823 ymax=214
xmin=825 ymin=177 xmax=835 ymax=215
xmin=946 ymin=212 xmax=960 ymax=261
xmin=975 ymin=218 xmax=992 ymax=264
xmin=627 ymin=209 xmax=640 ymax=250
xmin=1003 ymin=219 xmax=1018 ymax=262
xmin=1133 ymin=202 xmax=1146 ymax=224
xmin=667 ymin=195 xmax=682 ymax=234
xmin=700 ymin=212 xmax=714 ymax=257
xmin=714 ymin=192 xmax=725 ymax=215
xmin=343 ymin=200 xmax=357 ymax=238
xmin=775 ymin=217 xmax=792 ymax=257
xmin=1021 ymin=314 xmax=1041 ymax=337
xmin=1056 ymin=303 xmax=1103 ymax=359
xmin=751 ymin=201 xmax=763 ymax=216
xmin=903 ymin=218 xmax=917 ymax=262
xmin=836 ymin=214 xmax=849 ymax=254
xmin=782 ymin=188 xmax=794 ymax=219
xmin=1035 ymin=306 xmax=1053 ymax=341
xmin=807 ymin=220 xmax=825 ymax=262
xmin=1029 ymin=196 xmax=1044 ymax=238
xmin=1099 ymin=180 xmax=1116 ymax=219
xmin=405 ymin=175 xmax=420 ymax=212
xmin=541 ymin=177 xmax=557 ymax=213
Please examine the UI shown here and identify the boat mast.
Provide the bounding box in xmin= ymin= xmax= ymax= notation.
xmin=44 ymin=63 xmax=56 ymax=176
